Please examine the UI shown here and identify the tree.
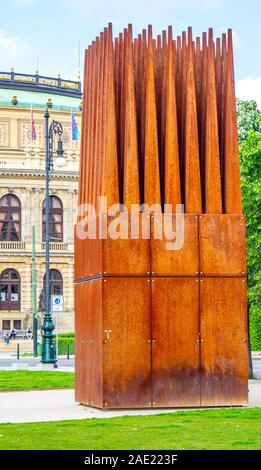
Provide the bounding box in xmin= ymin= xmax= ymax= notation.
xmin=239 ymin=129 xmax=261 ymax=350
xmin=237 ymin=98 xmax=261 ymax=143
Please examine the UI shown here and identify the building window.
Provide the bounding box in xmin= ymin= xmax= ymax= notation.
xmin=42 ymin=196 xmax=63 ymax=242
xmin=13 ymin=320 xmax=22 ymax=330
xmin=2 ymin=320 xmax=10 ymax=330
xmin=0 ymin=269 xmax=20 ymax=310
xmin=0 ymin=194 xmax=21 ymax=241
xmin=44 ymin=269 xmax=63 ymax=297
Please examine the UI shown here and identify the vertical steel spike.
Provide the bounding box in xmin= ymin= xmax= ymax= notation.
xmin=164 ymin=25 xmax=181 ymax=208
xmin=223 ymin=29 xmax=242 ymax=213
xmin=204 ymin=28 xmax=222 ymax=213
xmin=184 ymin=27 xmax=202 ymax=213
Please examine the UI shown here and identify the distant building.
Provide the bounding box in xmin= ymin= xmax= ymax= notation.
xmin=0 ymin=70 xmax=82 ymax=332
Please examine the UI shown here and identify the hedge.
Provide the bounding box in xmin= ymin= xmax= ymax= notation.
xmin=38 ymin=335 xmax=74 ymax=355
xmin=250 ymin=304 xmax=261 ymax=351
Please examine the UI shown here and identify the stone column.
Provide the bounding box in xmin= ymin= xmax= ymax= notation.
xmin=32 ymin=188 xmax=42 ymax=242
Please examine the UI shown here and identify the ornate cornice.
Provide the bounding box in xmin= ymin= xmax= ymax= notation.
xmin=0 ymin=169 xmax=78 ymax=180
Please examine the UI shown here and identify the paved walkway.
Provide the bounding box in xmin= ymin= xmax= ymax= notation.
xmin=0 ymin=356 xmax=260 ymax=378
xmin=0 ymin=380 xmax=260 ymax=424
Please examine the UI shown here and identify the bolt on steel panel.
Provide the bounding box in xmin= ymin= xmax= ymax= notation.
xmin=200 ymin=277 xmax=248 ymax=406
xmin=199 ymin=214 xmax=246 ymax=277
xmin=151 ymin=214 xmax=199 ymax=276
xmin=102 ymin=277 xmax=151 ymax=408
xmin=151 ymin=277 xmax=201 ymax=407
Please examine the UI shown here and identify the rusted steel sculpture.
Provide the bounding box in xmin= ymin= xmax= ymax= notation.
xmin=75 ymin=23 xmax=248 ymax=408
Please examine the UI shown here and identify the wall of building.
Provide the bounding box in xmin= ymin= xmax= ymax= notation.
xmin=0 ymin=104 xmax=81 ymax=332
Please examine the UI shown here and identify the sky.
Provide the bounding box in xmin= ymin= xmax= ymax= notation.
xmin=0 ymin=0 xmax=260 ymax=106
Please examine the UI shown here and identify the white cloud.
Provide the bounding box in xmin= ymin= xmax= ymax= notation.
xmin=236 ymin=76 xmax=261 ymax=109
xmin=0 ymin=30 xmax=28 ymax=59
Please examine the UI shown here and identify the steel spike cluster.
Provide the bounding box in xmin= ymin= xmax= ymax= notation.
xmin=75 ymin=24 xmax=248 ymax=410
xmin=78 ymin=23 xmax=242 ymax=214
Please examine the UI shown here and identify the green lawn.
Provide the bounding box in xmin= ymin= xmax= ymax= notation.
xmin=0 ymin=371 xmax=74 ymax=391
xmin=0 ymin=408 xmax=260 ymax=450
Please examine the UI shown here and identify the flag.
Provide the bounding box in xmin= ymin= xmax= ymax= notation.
xmin=71 ymin=112 xmax=80 ymax=141
xmin=31 ymin=106 xmax=36 ymax=141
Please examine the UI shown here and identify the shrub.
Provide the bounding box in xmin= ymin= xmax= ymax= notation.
xmin=250 ymin=304 xmax=261 ymax=351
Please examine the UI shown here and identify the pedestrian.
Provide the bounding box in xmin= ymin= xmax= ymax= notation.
xmin=10 ymin=328 xmax=17 ymax=340
xmin=4 ymin=333 xmax=10 ymax=345
xmin=26 ymin=327 xmax=32 ymax=340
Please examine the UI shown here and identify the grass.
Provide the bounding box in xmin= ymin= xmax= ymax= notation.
xmin=0 ymin=408 xmax=260 ymax=450
xmin=0 ymin=371 xmax=74 ymax=391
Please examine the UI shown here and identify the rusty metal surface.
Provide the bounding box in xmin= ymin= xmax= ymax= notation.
xmin=144 ymin=25 xmax=161 ymax=206
xmin=200 ymin=277 xmax=248 ymax=406
xmin=199 ymin=214 xmax=246 ymax=276
xmin=75 ymin=23 xmax=246 ymax=410
xmin=184 ymin=28 xmax=202 ymax=213
xmin=123 ymin=25 xmax=140 ymax=209
xmin=223 ymin=30 xmax=242 ymax=214
xmin=76 ymin=214 xmax=150 ymax=279
xmin=103 ymin=213 xmax=150 ymax=276
xmin=164 ymin=26 xmax=181 ymax=207
xmin=151 ymin=278 xmax=200 ymax=407
xmin=151 ymin=214 xmax=199 ymax=276
xmin=77 ymin=24 xmax=242 ymax=213
xmin=102 ymin=277 xmax=151 ymax=408
xmin=75 ymin=280 xmax=103 ymax=407
xmin=204 ymin=29 xmax=222 ymax=214
xmin=74 ymin=234 xmax=102 ymax=281
xmin=74 ymin=283 xmax=84 ymax=404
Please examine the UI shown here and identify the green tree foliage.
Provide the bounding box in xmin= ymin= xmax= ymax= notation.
xmin=237 ymin=100 xmax=261 ymax=350
xmin=237 ymin=98 xmax=261 ymax=143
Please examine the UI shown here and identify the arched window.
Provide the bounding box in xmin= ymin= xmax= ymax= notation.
xmin=0 ymin=194 xmax=21 ymax=241
xmin=0 ymin=269 xmax=20 ymax=310
xmin=42 ymin=196 xmax=63 ymax=242
xmin=44 ymin=269 xmax=63 ymax=296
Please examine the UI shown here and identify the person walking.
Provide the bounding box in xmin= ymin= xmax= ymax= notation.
xmin=9 ymin=328 xmax=17 ymax=340
xmin=4 ymin=333 xmax=10 ymax=345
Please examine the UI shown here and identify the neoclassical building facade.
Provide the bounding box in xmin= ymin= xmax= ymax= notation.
xmin=0 ymin=71 xmax=81 ymax=332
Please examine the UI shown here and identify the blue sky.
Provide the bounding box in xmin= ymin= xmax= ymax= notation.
xmin=0 ymin=0 xmax=260 ymax=105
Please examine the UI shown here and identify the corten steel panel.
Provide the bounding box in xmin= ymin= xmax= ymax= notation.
xmin=200 ymin=278 xmax=248 ymax=406
xmin=151 ymin=278 xmax=201 ymax=407
xmin=74 ymin=217 xmax=102 ymax=281
xmin=84 ymin=233 xmax=102 ymax=279
xmin=75 ymin=280 xmax=103 ymax=407
xmin=75 ymin=283 xmax=84 ymax=403
xmin=151 ymin=214 xmax=199 ymax=276
xmin=102 ymin=277 xmax=151 ymax=408
xmin=74 ymin=225 xmax=82 ymax=283
xmin=102 ymin=214 xmax=150 ymax=276
xmin=75 ymin=214 xmax=150 ymax=279
xmin=199 ymin=214 xmax=246 ymax=276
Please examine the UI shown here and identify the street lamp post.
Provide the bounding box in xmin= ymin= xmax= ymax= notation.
xmin=41 ymin=107 xmax=64 ymax=364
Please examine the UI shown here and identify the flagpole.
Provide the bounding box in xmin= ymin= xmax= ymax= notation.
xmin=71 ymin=106 xmax=73 ymax=150
xmin=30 ymin=104 xmax=33 ymax=147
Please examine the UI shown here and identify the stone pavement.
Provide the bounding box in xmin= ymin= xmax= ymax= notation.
xmin=0 ymin=380 xmax=260 ymax=424
xmin=0 ymin=355 xmax=260 ymax=378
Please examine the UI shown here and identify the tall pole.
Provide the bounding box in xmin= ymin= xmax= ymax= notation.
xmin=32 ymin=225 xmax=38 ymax=357
xmin=41 ymin=108 xmax=56 ymax=365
